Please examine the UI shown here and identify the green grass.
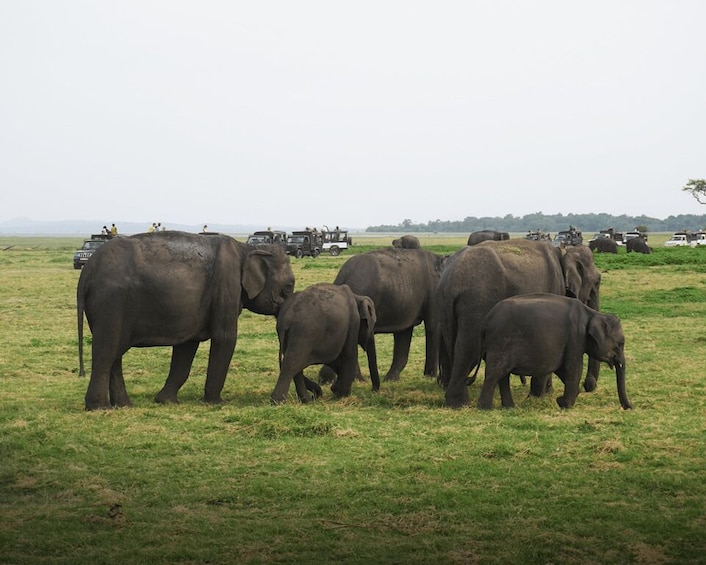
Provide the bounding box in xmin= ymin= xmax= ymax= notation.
xmin=1 ymin=236 xmax=705 ymax=564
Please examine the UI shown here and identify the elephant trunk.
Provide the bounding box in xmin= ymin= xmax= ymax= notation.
xmin=615 ymin=360 xmax=632 ymax=410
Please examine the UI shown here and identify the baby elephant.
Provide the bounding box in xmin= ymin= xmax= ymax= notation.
xmin=473 ymin=293 xmax=632 ymax=410
xmin=273 ymin=283 xmax=376 ymax=403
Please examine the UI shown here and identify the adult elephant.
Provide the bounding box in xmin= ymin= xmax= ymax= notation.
xmin=327 ymin=247 xmax=446 ymax=389
xmin=392 ymin=235 xmax=421 ymax=249
xmin=437 ymin=239 xmax=601 ymax=408
xmin=77 ymin=231 xmax=295 ymax=410
xmin=589 ymin=238 xmax=618 ymax=253
xmin=626 ymin=237 xmax=651 ymax=254
xmin=274 ymin=283 xmax=376 ymax=403
xmin=467 ymin=230 xmax=510 ymax=246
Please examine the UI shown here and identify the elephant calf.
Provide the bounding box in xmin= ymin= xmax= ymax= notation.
xmin=273 ymin=283 xmax=376 ymax=403
xmin=473 ymin=293 xmax=632 ymax=410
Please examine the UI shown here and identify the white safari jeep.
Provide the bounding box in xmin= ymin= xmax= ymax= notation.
xmin=321 ymin=228 xmax=352 ymax=256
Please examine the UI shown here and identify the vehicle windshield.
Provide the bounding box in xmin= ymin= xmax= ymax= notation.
xmin=288 ymin=236 xmax=307 ymax=244
xmin=82 ymin=241 xmax=104 ymax=250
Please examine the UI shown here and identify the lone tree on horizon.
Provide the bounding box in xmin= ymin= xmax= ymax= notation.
xmin=682 ymin=179 xmax=706 ymax=204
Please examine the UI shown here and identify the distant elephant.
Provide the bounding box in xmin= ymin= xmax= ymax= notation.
xmin=77 ymin=231 xmax=295 ymax=410
xmin=473 ymin=293 xmax=631 ymax=410
xmin=392 ymin=235 xmax=421 ymax=249
xmin=437 ymin=239 xmax=602 ymax=408
xmin=327 ymin=247 xmax=446 ymax=389
xmin=273 ymin=283 xmax=376 ymax=403
xmin=589 ymin=238 xmax=618 ymax=253
xmin=467 ymin=230 xmax=510 ymax=246
xmin=626 ymin=237 xmax=651 ymax=254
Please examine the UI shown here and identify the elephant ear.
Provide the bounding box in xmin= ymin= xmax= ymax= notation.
xmin=563 ymin=248 xmax=601 ymax=309
xmin=242 ymin=249 xmax=271 ymax=299
xmin=586 ymin=314 xmax=613 ymax=362
xmin=356 ymin=295 xmax=377 ymax=350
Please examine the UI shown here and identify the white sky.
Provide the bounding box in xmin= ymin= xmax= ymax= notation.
xmin=1 ymin=1 xmax=704 ymax=229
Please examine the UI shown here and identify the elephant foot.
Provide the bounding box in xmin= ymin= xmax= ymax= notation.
xmin=202 ymin=395 xmax=224 ymax=405
xmin=330 ymin=383 xmax=351 ymax=398
xmin=584 ymin=375 xmax=598 ymax=392
xmin=270 ymin=394 xmax=286 ymax=405
xmin=85 ymin=393 xmax=111 ymax=411
xmin=318 ymin=365 xmax=337 ymax=384
xmin=85 ymin=401 xmax=112 ymax=411
xmin=383 ymin=371 xmax=401 ymax=382
xmin=446 ymin=393 xmax=470 ymax=409
xmin=154 ymin=390 xmax=179 ymax=404
xmin=111 ymin=397 xmax=133 ymax=408
xmin=556 ymin=396 xmax=575 ymax=409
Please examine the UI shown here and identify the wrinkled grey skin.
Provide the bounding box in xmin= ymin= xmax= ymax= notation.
xmin=472 ymin=293 xmax=631 ymax=410
xmin=273 ymin=283 xmax=376 ymax=403
xmin=589 ymin=238 xmax=618 ymax=253
xmin=327 ymin=248 xmax=446 ymax=389
xmin=77 ymin=231 xmax=295 ymax=410
xmin=437 ymin=239 xmax=602 ymax=408
xmin=392 ymin=235 xmax=421 ymax=249
xmin=626 ymin=237 xmax=652 ymax=254
xmin=467 ymin=230 xmax=510 ymax=246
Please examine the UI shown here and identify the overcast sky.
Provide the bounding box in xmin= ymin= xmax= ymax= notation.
xmin=1 ymin=1 xmax=704 ymax=229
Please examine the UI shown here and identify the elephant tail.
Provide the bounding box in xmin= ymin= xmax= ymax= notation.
xmin=77 ymin=281 xmax=86 ymax=377
xmin=464 ymin=325 xmax=485 ymax=387
xmin=465 ymin=359 xmax=481 ymax=387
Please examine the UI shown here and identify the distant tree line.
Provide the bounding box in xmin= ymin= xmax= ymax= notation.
xmin=366 ymin=212 xmax=706 ymax=234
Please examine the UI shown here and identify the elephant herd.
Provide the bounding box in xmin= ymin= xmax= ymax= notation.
xmin=77 ymin=231 xmax=632 ymax=412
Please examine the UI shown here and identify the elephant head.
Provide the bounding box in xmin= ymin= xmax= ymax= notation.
xmin=561 ymin=246 xmax=601 ymax=310
xmin=356 ymin=295 xmax=377 ymax=350
xmin=242 ymin=247 xmax=295 ymax=315
xmin=586 ymin=312 xmax=631 ymax=410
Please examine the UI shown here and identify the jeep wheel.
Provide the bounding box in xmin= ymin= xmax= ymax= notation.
xmin=312 ymin=248 xmax=320 ymax=258
xmin=295 ymin=249 xmax=304 ymax=259
xmin=329 ymin=246 xmax=340 ymax=256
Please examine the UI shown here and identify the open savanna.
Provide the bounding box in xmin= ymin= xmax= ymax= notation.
xmin=0 ymin=234 xmax=704 ymax=565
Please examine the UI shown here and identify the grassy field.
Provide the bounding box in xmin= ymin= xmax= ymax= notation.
xmin=1 ymin=235 xmax=704 ymax=564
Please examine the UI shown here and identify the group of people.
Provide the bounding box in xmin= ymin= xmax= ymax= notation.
xmin=100 ymin=224 xmax=119 ymax=236
xmin=147 ymin=222 xmax=166 ymax=233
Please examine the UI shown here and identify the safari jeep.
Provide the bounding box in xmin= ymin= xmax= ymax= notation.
xmin=321 ymin=227 xmax=352 ymax=256
xmin=286 ymin=229 xmax=323 ymax=258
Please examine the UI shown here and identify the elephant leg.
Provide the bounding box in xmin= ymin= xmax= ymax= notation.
xmin=529 ymin=374 xmax=553 ymax=397
xmin=318 ymin=365 xmax=337 ymax=384
xmin=203 ymin=336 xmax=237 ymax=404
xmin=477 ymin=367 xmax=503 ymax=410
xmin=584 ymin=356 xmax=600 ymax=392
xmin=271 ymin=360 xmax=300 ymax=404
xmin=445 ymin=325 xmax=477 ymax=408
xmin=85 ymin=333 xmax=121 ymax=410
xmin=303 ymin=375 xmax=322 ymax=399
xmin=155 ymin=340 xmax=200 ymax=404
xmin=331 ymin=349 xmax=357 ymax=398
xmin=365 ymin=338 xmax=381 ymax=391
xmin=385 ymin=326 xmax=413 ymax=381
xmin=556 ymin=368 xmax=580 ymax=409
xmin=498 ymin=374 xmax=515 ymax=408
xmin=437 ymin=334 xmax=452 ymax=388
xmin=109 ymin=356 xmax=132 ymax=408
xmin=423 ymin=318 xmax=438 ymax=378
xmin=293 ymin=372 xmax=318 ymax=403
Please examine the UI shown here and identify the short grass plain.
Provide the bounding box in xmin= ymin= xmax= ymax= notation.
xmin=0 ymin=234 xmax=705 ymax=564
